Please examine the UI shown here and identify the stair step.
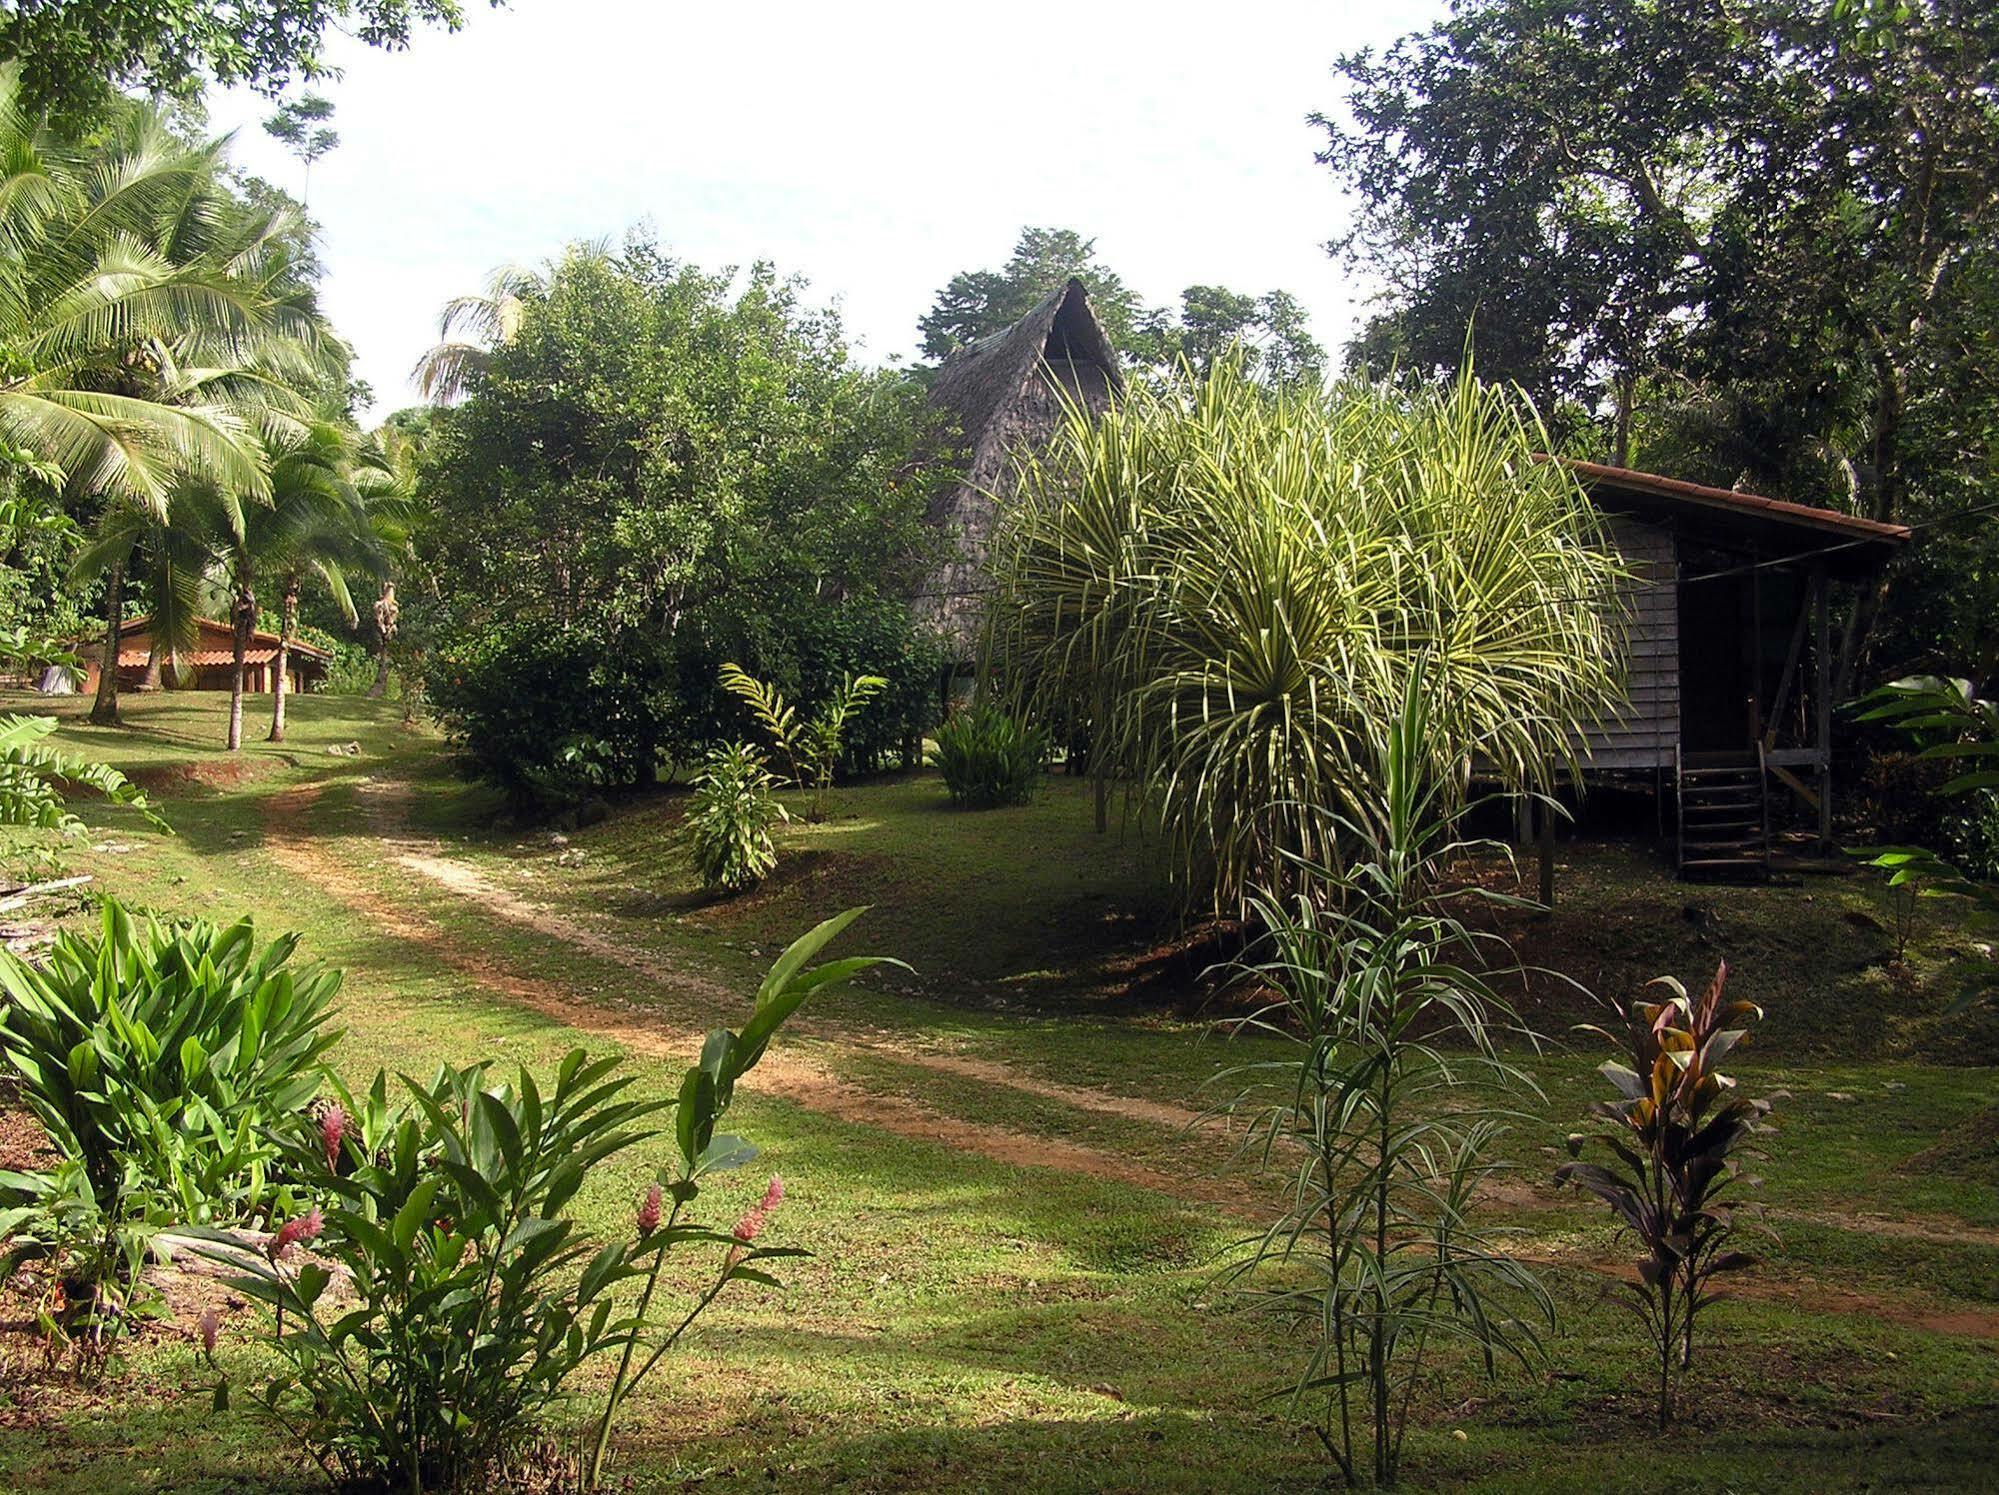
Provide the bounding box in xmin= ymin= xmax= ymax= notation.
xmin=1683 ymin=836 xmax=1768 ymax=852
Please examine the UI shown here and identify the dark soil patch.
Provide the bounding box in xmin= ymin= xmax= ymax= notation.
xmin=124 ymin=756 xmax=287 ymax=795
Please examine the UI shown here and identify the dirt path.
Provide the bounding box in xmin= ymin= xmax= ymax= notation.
xmin=260 ymin=782 xmax=1243 ymax=1210
xmin=257 ymin=777 xmax=1999 ymax=1339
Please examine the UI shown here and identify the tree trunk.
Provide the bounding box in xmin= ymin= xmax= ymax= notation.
xmin=268 ymin=574 xmax=299 ymax=742
xmin=227 ymin=579 xmax=254 ymax=752
xmin=88 ymin=561 xmax=125 ymax=725
xmin=141 ymin=640 xmax=162 ymax=691
xmin=368 ymin=643 xmax=392 ymax=698
xmin=367 ymin=580 xmax=398 ymax=698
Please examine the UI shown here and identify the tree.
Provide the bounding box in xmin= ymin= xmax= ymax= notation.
xmin=918 ymin=228 xmax=1146 ymax=360
xmin=1317 ymin=0 xmax=1999 ymax=694
xmin=1136 ymin=285 xmax=1325 ymax=386
xmin=411 ymin=261 xmax=548 ymax=404
xmin=420 ymin=236 xmax=934 ymax=637
xmin=0 ymin=72 xmax=340 ymax=726
xmin=0 ymin=1 xmax=502 ymax=124
xmin=264 ymin=93 xmax=339 ymax=204
xmin=919 ymin=226 xmax=1325 ymax=387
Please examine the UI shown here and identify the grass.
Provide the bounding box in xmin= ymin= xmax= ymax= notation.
xmin=2 ymin=691 xmax=1996 ymax=1492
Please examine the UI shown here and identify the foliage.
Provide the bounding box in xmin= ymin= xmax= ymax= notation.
xmin=424 ymin=618 xmax=678 ymax=813
xmin=1318 ymin=0 xmax=1999 ymax=691
xmin=202 ymin=912 xmax=894 ymax=1493
xmin=0 ymin=900 xmax=341 ymax=1224
xmin=1210 ymin=672 xmax=1552 ymax=1488
xmin=0 ymin=712 xmax=160 ymax=872
xmin=0 ymin=1155 xmax=170 ymax=1376
xmin=0 ymin=0 xmax=500 ymax=121
xmin=917 ymin=226 xmax=1324 ymax=384
xmin=720 ymin=661 xmax=886 ymax=821
xmin=1853 ymin=674 xmax=1999 ymax=1008
xmin=413 ymin=237 xmax=937 ymax=654
xmin=686 ymin=742 xmax=786 ymax=895
xmin=927 ymin=704 xmax=1049 ymax=809
xmin=0 ymin=69 xmax=333 ymax=522
xmin=986 ymin=358 xmax=1627 ymax=914
xmin=1558 ymin=962 xmax=1774 ymax=1427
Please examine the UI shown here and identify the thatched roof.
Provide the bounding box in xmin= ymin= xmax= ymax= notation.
xmin=914 ymin=278 xmax=1124 ymax=654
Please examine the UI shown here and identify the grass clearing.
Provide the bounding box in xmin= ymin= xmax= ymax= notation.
xmin=2 ymin=692 xmax=1995 ymax=1491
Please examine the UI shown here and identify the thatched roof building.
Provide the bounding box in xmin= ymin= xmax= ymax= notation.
xmin=913 ymin=277 xmax=1124 ymax=655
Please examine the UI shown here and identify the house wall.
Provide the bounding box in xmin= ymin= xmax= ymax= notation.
xmin=1581 ymin=516 xmax=1679 ymax=771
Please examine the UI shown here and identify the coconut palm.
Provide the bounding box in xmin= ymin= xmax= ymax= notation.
xmin=0 ymin=69 xmax=343 ymax=724
xmin=986 ymin=358 xmax=1629 ymax=915
xmin=410 ymin=262 xmax=544 ymax=404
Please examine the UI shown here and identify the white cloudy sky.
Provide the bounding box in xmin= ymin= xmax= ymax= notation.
xmin=204 ymin=0 xmax=1446 ymax=420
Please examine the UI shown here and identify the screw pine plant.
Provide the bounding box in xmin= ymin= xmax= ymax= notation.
xmin=1210 ymin=673 xmax=1552 ymax=1489
xmin=1557 ymin=962 xmax=1774 ymax=1427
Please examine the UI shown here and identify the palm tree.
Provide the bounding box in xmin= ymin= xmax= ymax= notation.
xmin=0 ymin=69 xmax=341 ymax=724
xmin=266 ymin=422 xmax=401 ymax=743
xmin=410 ymin=262 xmax=544 ymax=404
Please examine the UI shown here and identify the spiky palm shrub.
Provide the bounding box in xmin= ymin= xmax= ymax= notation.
xmin=927 ymin=704 xmax=1049 ymax=808
xmin=986 ymin=359 xmax=1627 ymax=914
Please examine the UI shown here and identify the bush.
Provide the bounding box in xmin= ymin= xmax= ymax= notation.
xmin=928 ymin=704 xmax=1048 ymax=808
xmin=425 ymin=619 xmax=679 ymax=813
xmin=0 ymin=902 xmax=338 ymax=1368
xmin=0 ymin=901 xmax=340 ymax=1224
xmin=686 ymin=742 xmax=786 ymax=894
xmin=201 ymin=913 xmax=892 ymax=1493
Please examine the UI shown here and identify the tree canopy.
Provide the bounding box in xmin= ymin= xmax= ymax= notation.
xmin=1318 ymin=0 xmax=1999 ymax=687
xmin=0 ymin=0 xmax=502 ymax=121
xmin=918 ymin=226 xmax=1325 ymax=385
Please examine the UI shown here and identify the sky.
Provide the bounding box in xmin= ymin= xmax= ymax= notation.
xmin=204 ymin=0 xmax=1447 ymax=421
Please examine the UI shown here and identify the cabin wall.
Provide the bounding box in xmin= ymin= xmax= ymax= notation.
xmin=1582 ymin=516 xmax=1679 ymax=771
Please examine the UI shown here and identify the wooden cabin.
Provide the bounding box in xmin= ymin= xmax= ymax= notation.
xmin=908 ymin=285 xmax=1912 ymax=878
xmin=73 ymin=615 xmax=333 ymax=695
xmin=1567 ymin=461 xmax=1908 ymax=874
xmin=913 ymin=278 xmax=1124 ymax=657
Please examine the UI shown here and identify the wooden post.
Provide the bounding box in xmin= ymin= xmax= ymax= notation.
xmin=1537 ymin=796 xmax=1556 ymax=908
xmin=1814 ymin=564 xmax=1833 ymax=847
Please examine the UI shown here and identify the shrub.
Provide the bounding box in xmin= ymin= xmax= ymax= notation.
xmin=0 ymin=901 xmax=338 ymax=1369
xmin=1210 ymin=673 xmax=1551 ymax=1488
xmin=1557 ymin=961 xmax=1773 ymax=1427
xmin=686 ymin=742 xmax=786 ymax=894
xmin=424 ymin=618 xmax=680 ymax=814
xmin=987 ymin=359 xmax=1626 ymax=915
xmin=0 ymin=901 xmax=340 ymax=1224
xmin=927 ymin=704 xmax=1048 ymax=808
xmin=201 ymin=912 xmax=893 ymax=1493
xmin=720 ymin=663 xmax=884 ymax=822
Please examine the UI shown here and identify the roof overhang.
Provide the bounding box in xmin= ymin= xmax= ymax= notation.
xmin=1556 ymin=459 xmax=1910 ymax=579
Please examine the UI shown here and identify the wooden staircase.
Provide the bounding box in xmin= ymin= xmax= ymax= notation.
xmin=1675 ymin=748 xmax=1771 ymax=879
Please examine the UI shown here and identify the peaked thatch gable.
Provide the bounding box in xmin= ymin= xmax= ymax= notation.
xmin=913 ymin=277 xmax=1124 ymax=654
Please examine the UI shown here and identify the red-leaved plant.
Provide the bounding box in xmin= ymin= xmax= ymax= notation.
xmin=1556 ymin=961 xmax=1775 ymax=1427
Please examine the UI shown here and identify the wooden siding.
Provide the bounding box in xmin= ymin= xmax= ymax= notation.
xmin=1582 ymin=517 xmax=1679 ymax=771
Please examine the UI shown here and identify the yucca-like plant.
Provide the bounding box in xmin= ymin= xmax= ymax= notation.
xmin=686 ymin=741 xmax=787 ymax=894
xmin=986 ymin=357 xmax=1627 ymax=913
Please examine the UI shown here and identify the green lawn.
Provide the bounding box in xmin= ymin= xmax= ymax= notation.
xmin=2 ymin=691 xmax=1995 ymax=1493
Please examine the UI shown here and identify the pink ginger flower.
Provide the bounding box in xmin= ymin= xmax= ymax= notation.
xmin=197 ymin=1307 xmax=221 ymax=1355
xmin=269 ymin=1206 xmax=325 ymax=1262
xmin=320 ymin=1103 xmax=348 ymax=1171
xmin=730 ymin=1174 xmax=785 ymax=1244
xmin=636 ymin=1183 xmax=662 ymax=1237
